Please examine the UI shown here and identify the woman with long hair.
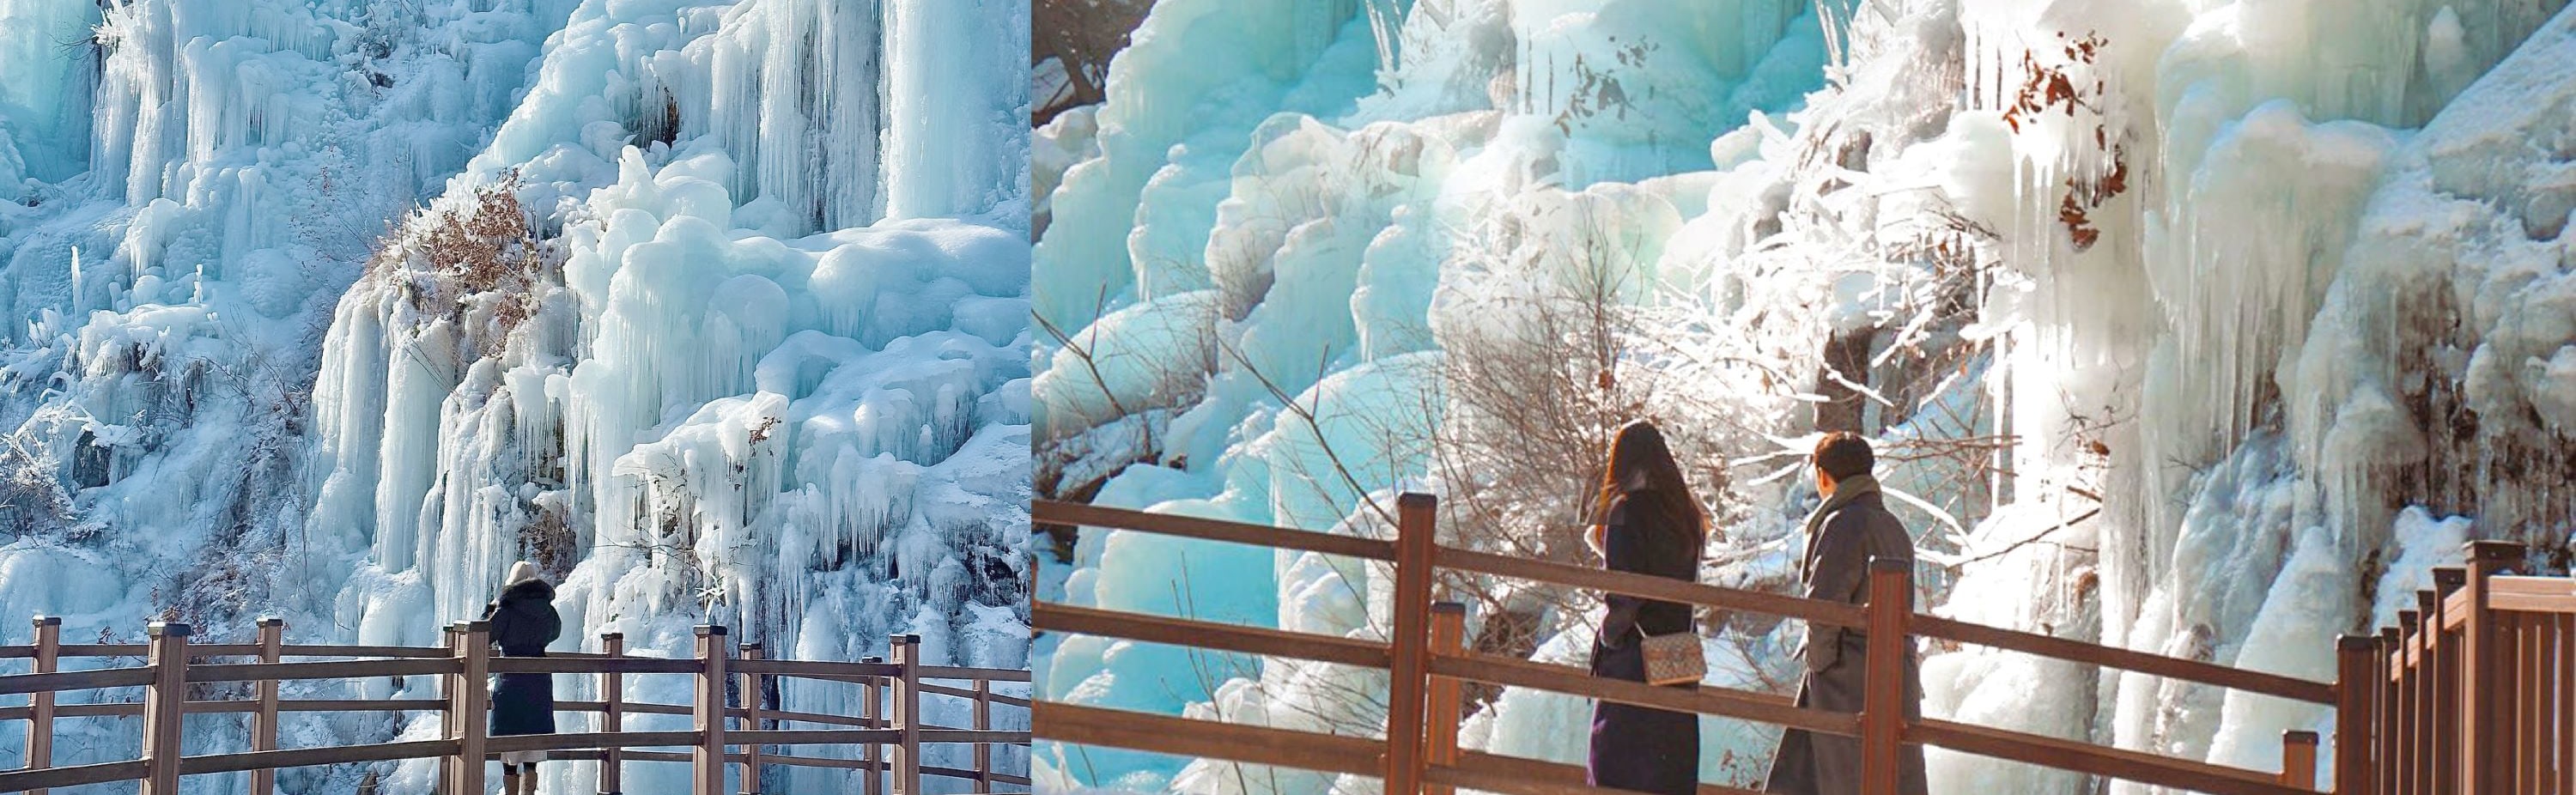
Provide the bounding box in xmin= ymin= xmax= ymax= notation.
xmin=487 ymin=561 xmax=562 ymax=795
xmin=1584 ymin=420 xmax=1705 ymax=794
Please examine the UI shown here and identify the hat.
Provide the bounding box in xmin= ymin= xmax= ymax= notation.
xmin=505 ymin=561 xmax=542 ymax=586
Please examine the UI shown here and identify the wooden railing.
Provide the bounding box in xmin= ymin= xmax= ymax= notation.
xmin=2358 ymin=540 xmax=2575 ymax=794
xmin=1029 ymin=495 xmax=2519 ymax=795
xmin=0 ymin=618 xmax=1032 ymax=795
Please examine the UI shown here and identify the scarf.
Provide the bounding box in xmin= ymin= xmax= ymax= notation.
xmin=1798 ymin=473 xmax=1880 ymax=585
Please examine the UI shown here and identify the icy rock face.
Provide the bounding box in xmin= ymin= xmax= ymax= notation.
xmin=0 ymin=0 xmax=1030 ymax=792
xmin=1037 ymin=0 xmax=2573 ymax=792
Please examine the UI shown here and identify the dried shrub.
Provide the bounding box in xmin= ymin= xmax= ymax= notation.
xmin=2004 ymin=32 xmax=2128 ymax=252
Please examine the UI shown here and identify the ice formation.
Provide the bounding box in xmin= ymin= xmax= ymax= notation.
xmin=0 ymin=1 xmax=1031 ymax=793
xmin=1035 ymin=0 xmax=2576 ymax=792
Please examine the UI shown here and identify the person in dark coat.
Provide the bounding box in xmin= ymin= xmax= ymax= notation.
xmin=486 ymin=561 xmax=562 ymax=795
xmin=1762 ymin=433 xmax=1929 ymax=795
xmin=1586 ymin=420 xmax=1705 ymax=795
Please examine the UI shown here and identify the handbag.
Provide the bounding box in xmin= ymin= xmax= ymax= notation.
xmin=1637 ymin=624 xmax=1705 ymax=687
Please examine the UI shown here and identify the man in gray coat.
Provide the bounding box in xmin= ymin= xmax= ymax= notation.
xmin=1763 ymin=433 xmax=1930 ymax=794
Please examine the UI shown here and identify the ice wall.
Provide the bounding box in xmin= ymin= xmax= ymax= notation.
xmin=1036 ymin=0 xmax=2575 ymax=792
xmin=0 ymin=0 xmax=1032 ymax=792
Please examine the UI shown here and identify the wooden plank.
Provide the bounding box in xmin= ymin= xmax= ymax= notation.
xmin=2280 ymin=731 xmax=2317 ymax=789
xmin=187 ymin=657 xmax=461 ymax=683
xmin=51 ymin=645 xmax=148 ymax=658
xmin=1033 ymin=500 xmax=1397 ymax=562
xmin=732 ymin=658 xmax=900 ymax=679
xmin=141 ymin=623 xmax=189 ymax=795
xmin=601 ymin=632 xmax=626 ymax=795
xmin=1425 ymin=603 xmax=1466 ymax=795
xmin=1912 ymin=719 xmax=2310 ymax=795
xmin=915 ymin=666 xmax=1030 ymax=683
xmin=2375 ymin=629 xmax=2397 ymax=795
xmin=971 ymin=678 xmax=990 ymax=786
xmin=1861 ymin=559 xmax=1910 ymax=794
xmin=1431 ymin=750 xmax=1766 ymax=795
xmin=486 ymin=656 xmax=701 ymax=675
xmin=0 ymin=759 xmax=149 ymax=791
xmin=865 ymin=659 xmax=882 ymax=795
xmin=1036 ymin=702 xmax=1382 ymax=780
xmin=915 ymin=730 xmax=1030 ymax=745
xmin=485 ymin=731 xmax=703 ymax=753
xmin=2423 ymin=583 xmax=2454 ymax=795
xmin=1911 ymin=615 xmax=2335 ymax=705
xmin=252 ymin=616 xmax=282 ymax=795
xmin=0 ymin=666 xmax=155 ymax=695
xmin=180 ymin=738 xmax=463 ymax=775
xmin=25 ymin=616 xmax=58 ymax=795
xmin=1429 ymin=651 xmax=1856 ymax=737
xmin=2334 ymin=634 xmax=2374 ymax=795
xmin=1434 ymin=546 xmax=1867 ymax=630
xmin=2561 ymin=613 xmax=2573 ymax=795
xmin=728 ymin=729 xmax=899 ymax=746
xmin=455 ymin=622 xmax=489 ymax=795
xmin=2487 ymin=577 xmax=2576 ymax=615
xmin=892 ymin=635 xmax=921 ymax=795
xmin=2464 ymin=541 xmax=2518 ymax=793
xmin=1384 ymin=493 xmax=1436 ymax=795
xmin=694 ymin=626 xmax=729 ymax=795
xmin=740 ymin=642 xmax=766 ymax=795
xmin=275 ymin=645 xmax=450 ymax=658
xmin=1034 ymin=603 xmax=1392 ymax=670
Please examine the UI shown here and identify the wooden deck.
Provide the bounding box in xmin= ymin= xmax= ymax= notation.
xmin=0 ymin=619 xmax=1031 ymax=795
xmin=1033 ymin=496 xmax=2576 ymax=795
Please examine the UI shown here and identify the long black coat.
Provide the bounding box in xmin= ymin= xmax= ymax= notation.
xmin=1762 ymin=488 xmax=1929 ymax=795
xmin=1588 ymin=495 xmax=1700 ymax=795
xmin=485 ymin=579 xmax=562 ymax=737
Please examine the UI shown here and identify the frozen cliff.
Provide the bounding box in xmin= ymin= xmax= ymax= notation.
xmin=1031 ymin=0 xmax=2574 ymax=792
xmin=0 ymin=1 xmax=1032 ymax=792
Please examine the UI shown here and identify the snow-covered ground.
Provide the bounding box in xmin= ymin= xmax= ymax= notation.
xmin=1032 ymin=0 xmax=2576 ymax=792
xmin=0 ymin=1 xmax=1031 ymax=793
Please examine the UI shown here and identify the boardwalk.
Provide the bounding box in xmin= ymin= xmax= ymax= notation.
xmin=1032 ymin=495 xmax=2576 ymax=795
xmin=0 ymin=619 xmax=1031 ymax=795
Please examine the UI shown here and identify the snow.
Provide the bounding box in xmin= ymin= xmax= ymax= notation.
xmin=0 ymin=0 xmax=1030 ymax=792
xmin=1036 ymin=0 xmax=2576 ymax=792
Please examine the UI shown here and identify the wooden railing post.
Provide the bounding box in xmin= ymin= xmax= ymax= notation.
xmin=2334 ymin=634 xmax=2374 ymax=795
xmin=738 ymin=641 xmax=764 ymax=795
xmin=2398 ymin=608 xmax=2425 ymax=794
xmin=456 ymin=621 xmax=490 ymax=795
xmin=599 ymin=631 xmax=624 ymax=795
xmin=2376 ymin=628 xmax=2399 ymax=794
xmin=252 ymin=616 xmax=283 ymax=795
xmin=1424 ymin=602 xmax=1466 ymax=795
xmin=863 ymin=657 xmax=883 ymax=795
xmin=1384 ymin=493 xmax=1437 ymax=795
xmin=1861 ymin=558 xmax=1912 ymax=795
xmin=2461 ymin=541 xmax=2517 ymax=794
xmin=891 ymin=634 xmax=922 ymax=795
xmin=973 ymin=677 xmax=992 ymax=786
xmin=141 ymin=622 xmax=191 ymax=795
xmin=694 ymin=625 xmax=731 ymax=795
xmin=24 ymin=616 xmax=58 ymax=795
xmin=2281 ymin=730 xmax=2318 ymax=789
xmin=2414 ymin=587 xmax=2443 ymax=795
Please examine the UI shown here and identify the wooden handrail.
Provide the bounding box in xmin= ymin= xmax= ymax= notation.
xmin=1426 ymin=651 xmax=1857 ymax=736
xmin=1037 ymin=701 xmax=1383 ymax=780
xmin=1034 ymin=602 xmax=1393 ymax=670
xmin=0 ymin=666 xmax=155 ymax=695
xmin=1435 ymin=545 xmax=1868 ymax=629
xmin=1911 ymin=719 xmax=2312 ymax=795
xmin=1035 ymin=499 xmax=1398 ymax=561
xmin=1910 ymin=615 xmax=2336 ymax=704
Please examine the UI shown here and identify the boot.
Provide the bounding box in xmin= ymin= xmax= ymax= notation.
xmin=518 ymin=765 xmax=538 ymax=795
xmin=497 ymin=771 xmax=519 ymax=795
